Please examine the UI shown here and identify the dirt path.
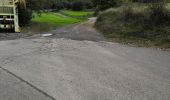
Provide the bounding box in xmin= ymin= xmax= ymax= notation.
xmin=0 ymin=31 xmax=26 ymax=41
xmin=49 ymin=17 xmax=105 ymax=41
xmin=0 ymin=17 xmax=104 ymax=42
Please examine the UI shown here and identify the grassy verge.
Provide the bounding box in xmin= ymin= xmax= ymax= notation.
xmin=29 ymin=11 xmax=93 ymax=33
xmin=31 ymin=12 xmax=80 ymax=27
xmin=59 ymin=10 xmax=93 ymax=20
xmin=29 ymin=12 xmax=81 ymax=33
xmin=96 ymin=4 xmax=170 ymax=49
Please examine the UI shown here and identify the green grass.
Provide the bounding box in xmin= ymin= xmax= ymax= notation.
xmin=31 ymin=12 xmax=81 ymax=27
xmin=30 ymin=10 xmax=93 ymax=31
xmin=60 ymin=10 xmax=93 ymax=19
xmin=30 ymin=10 xmax=93 ymax=32
xmin=30 ymin=12 xmax=82 ymax=32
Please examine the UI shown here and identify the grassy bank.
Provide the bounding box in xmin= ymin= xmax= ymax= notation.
xmin=31 ymin=12 xmax=80 ymax=27
xmin=29 ymin=10 xmax=93 ymax=33
xmin=59 ymin=10 xmax=93 ymax=20
xmin=96 ymin=4 xmax=170 ymax=49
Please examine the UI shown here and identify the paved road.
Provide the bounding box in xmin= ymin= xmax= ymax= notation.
xmin=0 ymin=38 xmax=170 ymax=100
xmin=0 ymin=19 xmax=170 ymax=100
xmin=0 ymin=68 xmax=52 ymax=100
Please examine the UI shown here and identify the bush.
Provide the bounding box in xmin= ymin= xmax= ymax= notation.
xmin=51 ymin=3 xmax=64 ymax=10
xmin=93 ymin=0 xmax=122 ymax=15
xmin=95 ymin=5 xmax=170 ymax=48
xmin=93 ymin=0 xmax=121 ymax=11
xmin=63 ymin=2 xmax=73 ymax=10
xmin=84 ymin=2 xmax=94 ymax=9
xmin=132 ymin=0 xmax=164 ymax=3
xmin=72 ymin=1 xmax=84 ymax=11
xmin=148 ymin=3 xmax=170 ymax=25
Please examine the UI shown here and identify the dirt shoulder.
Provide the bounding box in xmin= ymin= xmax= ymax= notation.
xmin=50 ymin=17 xmax=105 ymax=42
xmin=0 ymin=17 xmax=104 ymax=42
xmin=0 ymin=31 xmax=26 ymax=41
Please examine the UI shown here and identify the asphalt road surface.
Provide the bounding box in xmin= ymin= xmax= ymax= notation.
xmin=0 ymin=19 xmax=170 ymax=100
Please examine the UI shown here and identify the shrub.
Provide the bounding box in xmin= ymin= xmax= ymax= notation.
xmin=51 ymin=2 xmax=64 ymax=10
xmin=132 ymin=0 xmax=164 ymax=3
xmin=63 ymin=2 xmax=73 ymax=10
xmin=148 ymin=3 xmax=170 ymax=26
xmin=72 ymin=1 xmax=84 ymax=11
xmin=84 ymin=2 xmax=93 ymax=9
xmin=93 ymin=0 xmax=121 ymax=11
xmin=93 ymin=0 xmax=122 ymax=15
xmin=95 ymin=5 xmax=170 ymax=48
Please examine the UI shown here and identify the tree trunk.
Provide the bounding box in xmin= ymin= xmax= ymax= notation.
xmin=19 ymin=0 xmax=26 ymax=9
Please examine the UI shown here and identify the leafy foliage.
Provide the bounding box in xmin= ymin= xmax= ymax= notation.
xmin=72 ymin=1 xmax=84 ymax=11
xmin=93 ymin=0 xmax=121 ymax=11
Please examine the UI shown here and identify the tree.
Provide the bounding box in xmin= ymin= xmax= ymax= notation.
xmin=18 ymin=0 xmax=32 ymax=26
xmin=92 ymin=0 xmax=121 ymax=15
xmin=72 ymin=1 xmax=84 ymax=11
xmin=93 ymin=0 xmax=122 ymax=11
